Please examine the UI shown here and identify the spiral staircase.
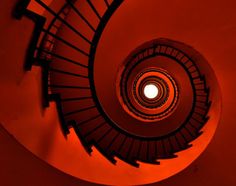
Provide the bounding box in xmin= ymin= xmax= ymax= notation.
xmin=2 ymin=0 xmax=234 ymax=185
xmin=13 ymin=0 xmax=213 ymax=167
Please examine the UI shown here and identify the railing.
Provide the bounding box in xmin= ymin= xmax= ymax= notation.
xmin=14 ymin=0 xmax=211 ymax=166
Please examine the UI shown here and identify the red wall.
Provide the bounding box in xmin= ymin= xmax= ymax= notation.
xmin=0 ymin=0 xmax=235 ymax=185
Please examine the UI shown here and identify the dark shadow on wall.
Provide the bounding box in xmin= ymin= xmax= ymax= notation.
xmin=0 ymin=123 xmax=98 ymax=186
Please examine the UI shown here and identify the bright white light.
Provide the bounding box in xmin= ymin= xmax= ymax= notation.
xmin=144 ymin=84 xmax=159 ymax=99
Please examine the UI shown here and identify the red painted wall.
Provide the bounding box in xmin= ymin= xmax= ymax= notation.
xmin=0 ymin=0 xmax=235 ymax=185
